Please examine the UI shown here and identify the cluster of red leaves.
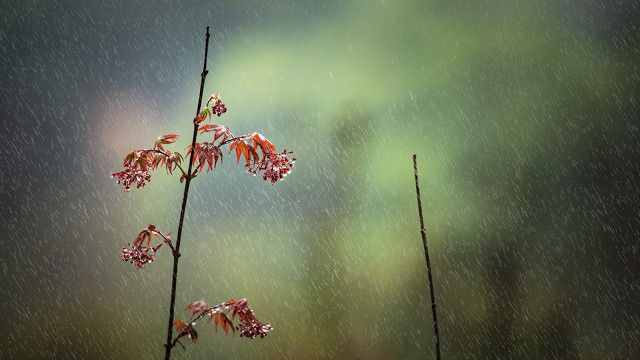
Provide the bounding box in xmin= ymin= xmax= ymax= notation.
xmin=194 ymin=106 xmax=296 ymax=183
xmin=113 ymin=92 xmax=295 ymax=190
xmin=172 ymin=298 xmax=272 ymax=347
xmin=186 ymin=123 xmax=231 ymax=174
xmin=120 ymin=225 xmax=175 ymax=268
xmin=112 ymin=134 xmax=183 ymax=191
xmin=228 ymin=133 xmax=295 ymax=184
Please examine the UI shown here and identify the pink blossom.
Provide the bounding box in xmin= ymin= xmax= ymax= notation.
xmin=112 ymin=166 xmax=152 ymax=191
xmin=212 ymin=98 xmax=227 ymax=117
xmin=120 ymin=244 xmax=158 ymax=268
xmin=246 ymin=150 xmax=296 ymax=184
xmin=238 ymin=319 xmax=273 ymax=339
xmin=226 ymin=298 xmax=273 ymax=338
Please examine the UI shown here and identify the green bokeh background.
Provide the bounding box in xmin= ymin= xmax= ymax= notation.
xmin=1 ymin=0 xmax=639 ymax=358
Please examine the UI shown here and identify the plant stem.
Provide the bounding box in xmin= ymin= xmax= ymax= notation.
xmin=163 ymin=26 xmax=211 ymax=360
xmin=412 ymin=154 xmax=442 ymax=360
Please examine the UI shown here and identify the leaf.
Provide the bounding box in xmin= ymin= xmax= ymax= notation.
xmin=195 ymin=110 xmax=208 ymax=124
xmin=189 ymin=327 xmax=199 ymax=343
xmin=174 ymin=320 xmax=198 ymax=343
xmin=132 ymin=228 xmax=152 ymax=248
xmin=230 ymin=140 xmax=251 ymax=164
xmin=213 ymin=125 xmax=231 ymax=143
xmin=249 ymin=145 xmax=260 ymax=163
xmin=211 ymin=146 xmax=222 ymax=170
xmin=228 ymin=298 xmax=248 ymax=319
xmin=198 ymin=124 xmax=216 ymax=134
xmin=159 ymin=134 xmax=179 ymax=144
xmin=211 ymin=312 xmax=234 ymax=334
xmin=123 ymin=151 xmax=136 ymax=166
xmin=251 ymin=132 xmax=276 ymax=155
xmin=186 ymin=300 xmax=209 ymax=316
xmin=174 ymin=319 xmax=189 ymax=333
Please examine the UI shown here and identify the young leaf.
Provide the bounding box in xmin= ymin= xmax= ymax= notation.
xmin=186 ymin=300 xmax=209 ymax=317
xmin=212 ymin=312 xmax=234 ymax=334
xmin=195 ymin=110 xmax=208 ymax=124
xmin=159 ymin=133 xmax=179 ymax=144
xmin=198 ymin=124 xmax=216 ymax=134
xmin=250 ymin=132 xmax=276 ymax=155
xmin=174 ymin=319 xmax=189 ymax=333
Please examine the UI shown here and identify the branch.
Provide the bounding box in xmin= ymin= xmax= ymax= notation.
xmin=155 ymin=230 xmax=179 ymax=257
xmin=412 ymin=154 xmax=442 ymax=360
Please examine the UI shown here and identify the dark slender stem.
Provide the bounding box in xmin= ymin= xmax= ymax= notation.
xmin=163 ymin=26 xmax=211 ymax=360
xmin=412 ymin=154 xmax=442 ymax=360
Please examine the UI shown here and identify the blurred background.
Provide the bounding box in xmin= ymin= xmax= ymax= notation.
xmin=1 ymin=0 xmax=639 ymax=358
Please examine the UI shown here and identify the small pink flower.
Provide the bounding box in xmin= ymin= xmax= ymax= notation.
xmin=225 ymin=298 xmax=273 ymax=338
xmin=238 ymin=319 xmax=273 ymax=339
xmin=112 ymin=166 xmax=152 ymax=191
xmin=212 ymin=99 xmax=227 ymax=117
xmin=120 ymin=225 xmax=174 ymax=268
xmin=208 ymin=93 xmax=227 ymax=117
xmin=120 ymin=244 xmax=158 ymax=268
xmin=247 ymin=150 xmax=296 ymax=184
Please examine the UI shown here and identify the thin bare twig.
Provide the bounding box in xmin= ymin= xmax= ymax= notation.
xmin=412 ymin=154 xmax=442 ymax=360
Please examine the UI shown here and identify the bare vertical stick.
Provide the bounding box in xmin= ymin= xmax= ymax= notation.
xmin=163 ymin=26 xmax=211 ymax=360
xmin=412 ymin=154 xmax=442 ymax=360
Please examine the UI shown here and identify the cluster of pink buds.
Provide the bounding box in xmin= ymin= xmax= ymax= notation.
xmin=120 ymin=244 xmax=159 ymax=268
xmin=247 ymin=150 xmax=296 ymax=184
xmin=207 ymin=93 xmax=227 ymax=117
xmin=212 ymin=98 xmax=227 ymax=116
xmin=120 ymin=225 xmax=175 ymax=268
xmin=226 ymin=298 xmax=274 ymax=339
xmin=238 ymin=318 xmax=273 ymax=339
xmin=112 ymin=166 xmax=152 ymax=191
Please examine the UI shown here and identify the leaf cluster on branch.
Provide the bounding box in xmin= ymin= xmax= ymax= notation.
xmin=112 ymin=93 xmax=295 ymax=190
xmin=172 ymin=298 xmax=273 ymax=349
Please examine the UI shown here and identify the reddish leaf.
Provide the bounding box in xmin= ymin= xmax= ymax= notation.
xmin=186 ymin=300 xmax=209 ymax=316
xmin=198 ymin=124 xmax=216 ymax=134
xmin=230 ymin=140 xmax=250 ymax=164
xmin=174 ymin=319 xmax=189 ymax=333
xmin=195 ymin=110 xmax=208 ymax=124
xmin=250 ymin=132 xmax=276 ymax=155
xmin=159 ymin=133 xmax=178 ymax=144
xmin=249 ymin=145 xmax=260 ymax=163
xmin=174 ymin=320 xmax=198 ymax=343
xmin=211 ymin=312 xmax=234 ymax=334
xmin=213 ymin=125 xmax=231 ymax=143
xmin=123 ymin=151 xmax=136 ymax=166
xmin=189 ymin=328 xmax=199 ymax=343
